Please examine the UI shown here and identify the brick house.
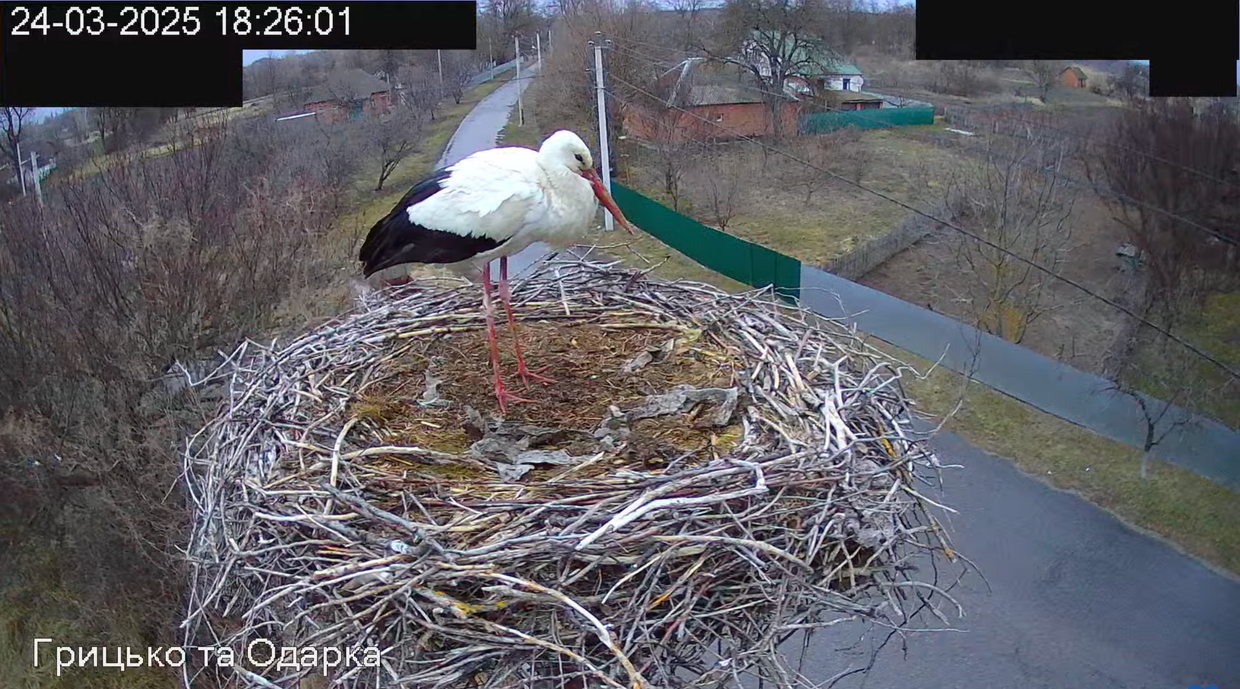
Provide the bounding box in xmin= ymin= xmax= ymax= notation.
xmin=302 ymin=68 xmax=393 ymax=124
xmin=1059 ymin=66 xmax=1088 ymax=89
xmin=623 ymin=59 xmax=802 ymax=143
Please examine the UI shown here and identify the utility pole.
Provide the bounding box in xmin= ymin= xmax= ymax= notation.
xmin=536 ymin=32 xmax=542 ymax=72
xmin=30 ymin=150 xmax=42 ymax=207
xmin=437 ymin=49 xmax=444 ymax=89
xmin=515 ymin=36 xmax=524 ymax=126
xmin=590 ymin=32 xmax=614 ymax=232
xmin=16 ymin=140 xmax=25 ymax=196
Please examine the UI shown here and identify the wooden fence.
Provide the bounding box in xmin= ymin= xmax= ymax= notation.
xmin=820 ymin=211 xmax=942 ymax=280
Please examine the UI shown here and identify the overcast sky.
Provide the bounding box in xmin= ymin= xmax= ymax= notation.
xmin=242 ymin=49 xmax=321 ymax=66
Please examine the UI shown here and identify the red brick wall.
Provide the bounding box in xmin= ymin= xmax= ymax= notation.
xmin=306 ymin=101 xmax=344 ymax=124
xmin=364 ymin=91 xmax=392 ymax=114
xmin=624 ymin=101 xmax=802 ymax=143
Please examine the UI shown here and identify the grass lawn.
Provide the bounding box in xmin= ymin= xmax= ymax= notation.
xmin=614 ymin=125 xmax=960 ymax=269
xmin=1127 ymin=290 xmax=1240 ymax=429
xmin=0 ymin=536 xmax=174 ymax=688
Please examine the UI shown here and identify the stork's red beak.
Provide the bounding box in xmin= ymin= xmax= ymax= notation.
xmin=582 ymin=168 xmax=637 ymax=236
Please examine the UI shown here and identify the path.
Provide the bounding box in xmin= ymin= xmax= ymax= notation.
xmin=440 ymin=73 xmax=1240 ymax=689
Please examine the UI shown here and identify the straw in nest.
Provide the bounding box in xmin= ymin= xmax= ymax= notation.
xmin=180 ymin=258 xmax=963 ymax=689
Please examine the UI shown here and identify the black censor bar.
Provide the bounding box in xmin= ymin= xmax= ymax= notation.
xmin=0 ymin=1 xmax=478 ymax=107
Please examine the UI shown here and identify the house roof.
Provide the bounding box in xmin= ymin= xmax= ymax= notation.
xmin=661 ymin=58 xmax=777 ymax=107
xmin=688 ymin=85 xmax=765 ymax=106
xmin=303 ymin=68 xmax=390 ymax=106
xmin=836 ymin=91 xmax=886 ymax=103
xmin=821 ymin=61 xmax=863 ymax=77
xmin=1062 ymin=66 xmax=1088 ymax=80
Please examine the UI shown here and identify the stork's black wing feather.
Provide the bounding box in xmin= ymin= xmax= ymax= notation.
xmin=358 ymin=167 xmax=508 ymax=278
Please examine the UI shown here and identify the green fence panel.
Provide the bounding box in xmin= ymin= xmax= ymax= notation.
xmin=610 ymin=182 xmax=801 ymax=302
xmin=800 ymin=106 xmax=934 ymax=134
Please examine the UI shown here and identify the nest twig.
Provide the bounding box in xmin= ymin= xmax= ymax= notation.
xmin=179 ymin=257 xmax=964 ymax=689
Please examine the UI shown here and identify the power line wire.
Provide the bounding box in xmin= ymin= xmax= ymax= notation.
xmin=611 ymin=41 xmax=1240 ymax=191
xmin=609 ymin=43 xmax=1240 ymax=248
xmin=601 ymin=71 xmax=1239 ymax=379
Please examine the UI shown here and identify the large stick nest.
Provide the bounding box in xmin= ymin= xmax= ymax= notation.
xmin=180 ymin=259 xmax=961 ymax=689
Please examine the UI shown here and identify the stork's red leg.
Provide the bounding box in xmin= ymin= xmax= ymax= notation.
xmin=481 ymin=261 xmax=533 ymax=413
xmin=499 ymin=255 xmax=557 ymax=388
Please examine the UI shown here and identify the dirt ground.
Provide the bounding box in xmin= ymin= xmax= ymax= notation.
xmin=854 ymin=54 xmax=1126 ymax=111
xmin=861 ymin=188 xmax=1133 ymax=373
xmin=618 ymin=127 xmax=965 ymax=268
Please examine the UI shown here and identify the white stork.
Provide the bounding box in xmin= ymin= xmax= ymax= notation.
xmin=358 ymin=130 xmax=638 ymax=413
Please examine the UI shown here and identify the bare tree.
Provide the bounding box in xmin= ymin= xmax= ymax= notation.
xmin=1023 ymin=60 xmax=1063 ymax=102
xmin=89 ymin=106 xmax=132 ymax=153
xmin=826 ymin=125 xmax=873 ymax=184
xmin=0 ymin=107 xmax=35 ymax=176
xmin=690 ymin=144 xmax=751 ymax=231
xmin=709 ymin=0 xmax=834 ymax=138
xmin=1084 ymin=98 xmax=1240 ymax=326
xmin=778 ymin=133 xmax=832 ymax=203
xmin=667 ymin=0 xmax=710 ymax=51
xmin=1108 ymin=62 xmax=1150 ymax=100
xmin=400 ymin=64 xmax=443 ymax=121
xmin=369 ymin=108 xmax=425 ymax=191
xmin=482 ymin=0 xmax=537 ymax=43
xmin=929 ymin=61 xmax=985 ymax=97
xmin=651 ymin=127 xmax=691 ymax=212
xmin=442 ymin=51 xmax=479 ymax=104
xmin=1104 ymin=322 xmax=1219 ymax=479
xmin=935 ymin=123 xmax=1078 ymax=344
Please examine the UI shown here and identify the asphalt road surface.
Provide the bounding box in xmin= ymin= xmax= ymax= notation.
xmin=446 ymin=74 xmax=1240 ymax=689
xmin=798 ymin=430 xmax=1239 ymax=689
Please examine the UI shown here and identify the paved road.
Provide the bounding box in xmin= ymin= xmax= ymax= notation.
xmin=799 ymin=429 xmax=1240 ymax=689
xmin=441 ymin=73 xmax=1240 ymax=689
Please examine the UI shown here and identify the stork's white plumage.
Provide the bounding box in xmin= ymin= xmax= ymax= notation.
xmin=359 ymin=130 xmax=637 ymax=413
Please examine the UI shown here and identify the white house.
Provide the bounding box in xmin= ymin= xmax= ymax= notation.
xmin=819 ymin=62 xmax=865 ymax=93
xmin=739 ymin=31 xmax=866 ymax=95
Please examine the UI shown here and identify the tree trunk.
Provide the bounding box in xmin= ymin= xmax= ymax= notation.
xmin=1140 ymin=448 xmax=1154 ymax=479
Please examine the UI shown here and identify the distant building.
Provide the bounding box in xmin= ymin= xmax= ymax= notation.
xmin=622 ymin=58 xmax=802 ymax=143
xmin=826 ymin=91 xmax=886 ymax=111
xmin=741 ymin=31 xmax=866 ymax=95
xmin=1059 ymin=66 xmax=1088 ymax=89
xmin=301 ymin=68 xmax=393 ymax=124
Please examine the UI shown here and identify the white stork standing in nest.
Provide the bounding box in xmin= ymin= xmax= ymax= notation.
xmin=358 ymin=130 xmax=638 ymax=413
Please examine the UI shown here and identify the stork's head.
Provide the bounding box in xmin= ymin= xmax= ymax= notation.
xmin=539 ymin=130 xmax=636 ymax=235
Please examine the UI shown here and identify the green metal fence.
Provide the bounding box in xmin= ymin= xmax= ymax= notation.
xmin=609 ymin=182 xmax=802 ymax=302
xmin=800 ymin=106 xmax=935 ymax=134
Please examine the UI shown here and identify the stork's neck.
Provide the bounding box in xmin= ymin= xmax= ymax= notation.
xmin=536 ymin=155 xmax=582 ymax=186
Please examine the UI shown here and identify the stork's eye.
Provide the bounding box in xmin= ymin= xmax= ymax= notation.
xmin=574 ymin=153 xmax=584 ymax=163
